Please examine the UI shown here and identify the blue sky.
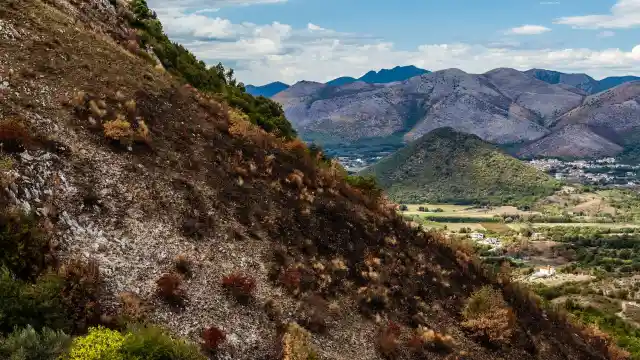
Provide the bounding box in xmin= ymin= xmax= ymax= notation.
xmin=147 ymin=0 xmax=640 ymax=85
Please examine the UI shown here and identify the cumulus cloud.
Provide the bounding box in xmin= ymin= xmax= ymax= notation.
xmin=307 ymin=23 xmax=326 ymax=31
xmin=152 ymin=8 xmax=640 ymax=85
xmin=555 ymin=0 xmax=640 ymax=29
xmin=507 ymin=25 xmax=552 ymax=35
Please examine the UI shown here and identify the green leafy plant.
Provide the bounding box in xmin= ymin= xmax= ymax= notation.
xmin=64 ymin=327 xmax=125 ymax=360
xmin=0 ymin=326 xmax=71 ymax=360
xmin=119 ymin=325 xmax=206 ymax=360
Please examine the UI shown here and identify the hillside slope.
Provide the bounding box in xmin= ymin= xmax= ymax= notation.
xmin=527 ymin=68 xmax=640 ymax=95
xmin=362 ymin=128 xmax=560 ymax=205
xmin=275 ymin=68 xmax=552 ymax=146
xmin=0 ymin=1 xmax=624 ymax=359
xmin=245 ymin=81 xmax=290 ymax=97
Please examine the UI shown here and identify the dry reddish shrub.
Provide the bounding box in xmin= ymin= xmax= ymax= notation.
xmin=222 ymin=272 xmax=256 ymax=303
xmin=283 ymin=138 xmax=307 ymax=153
xmin=377 ymin=321 xmax=402 ymax=359
xmin=118 ymin=291 xmax=147 ymax=322
xmin=0 ymin=118 xmax=34 ymax=152
xmin=58 ymin=259 xmax=104 ymax=332
xmin=156 ymin=273 xmax=186 ymax=306
xmin=279 ymin=266 xmax=302 ymax=294
xmin=461 ymin=286 xmax=515 ymax=346
xmin=202 ymin=326 xmax=226 ymax=353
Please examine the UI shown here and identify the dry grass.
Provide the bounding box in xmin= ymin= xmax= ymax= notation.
xmin=461 ymin=286 xmax=516 ymax=346
xmin=280 ymin=323 xmax=318 ymax=360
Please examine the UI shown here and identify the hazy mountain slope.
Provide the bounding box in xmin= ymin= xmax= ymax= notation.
xmin=2 ymin=1 xmax=623 ymax=359
xmin=525 ymin=68 xmax=599 ymax=94
xmin=363 ymin=128 xmax=559 ymax=205
xmin=325 ymin=76 xmax=358 ymax=86
xmin=359 ymin=65 xmax=430 ymax=83
xmin=245 ymin=81 xmax=290 ymax=97
xmin=276 ymin=68 xmax=550 ymax=145
xmin=596 ymin=76 xmax=640 ymax=93
xmin=526 ymin=68 xmax=640 ymax=94
xmin=552 ymin=82 xmax=640 ymax=157
xmin=484 ymin=68 xmax=585 ymax=124
xmin=517 ymin=125 xmax=623 ymax=158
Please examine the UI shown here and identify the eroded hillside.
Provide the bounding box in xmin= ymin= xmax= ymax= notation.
xmin=0 ymin=0 xmax=630 ymax=359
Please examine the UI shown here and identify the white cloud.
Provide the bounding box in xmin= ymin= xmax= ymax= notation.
xmin=540 ymin=1 xmax=560 ymax=4
xmin=147 ymin=0 xmax=287 ymax=11
xmin=307 ymin=23 xmax=326 ymax=31
xmin=154 ymin=9 xmax=640 ymax=85
xmin=555 ymin=0 xmax=640 ymax=29
xmin=507 ymin=25 xmax=552 ymax=35
xmin=597 ymin=30 xmax=616 ymax=38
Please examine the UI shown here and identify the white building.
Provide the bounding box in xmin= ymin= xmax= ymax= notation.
xmin=532 ymin=266 xmax=556 ymax=278
xmin=470 ymin=232 xmax=484 ymax=240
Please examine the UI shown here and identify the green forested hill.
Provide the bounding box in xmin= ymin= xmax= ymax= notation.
xmin=362 ymin=127 xmax=560 ymax=205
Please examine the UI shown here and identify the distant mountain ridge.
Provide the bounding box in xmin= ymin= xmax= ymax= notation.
xmin=361 ymin=127 xmax=560 ymax=205
xmin=244 ymin=81 xmax=290 ymax=98
xmin=245 ymin=65 xmax=431 ymax=97
xmin=526 ymin=68 xmax=640 ymax=94
xmin=273 ymin=67 xmax=640 ymax=160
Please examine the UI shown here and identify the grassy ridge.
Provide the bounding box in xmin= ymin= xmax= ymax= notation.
xmin=363 ymin=127 xmax=561 ymax=206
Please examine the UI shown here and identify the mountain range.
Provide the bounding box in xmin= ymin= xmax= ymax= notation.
xmin=272 ymin=67 xmax=640 ymax=160
xmin=245 ymin=65 xmax=431 ymax=97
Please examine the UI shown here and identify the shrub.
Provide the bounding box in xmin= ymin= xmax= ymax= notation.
xmin=222 ymin=272 xmax=256 ymax=303
xmin=0 ymin=326 xmax=71 ymax=360
xmin=280 ymin=323 xmax=318 ymax=360
xmin=119 ymin=325 xmax=206 ymax=360
xmin=461 ymin=286 xmax=515 ymax=346
xmin=0 ymin=269 xmax=71 ymax=334
xmin=201 ymin=326 xmax=225 ymax=353
xmin=0 ymin=211 xmax=50 ymax=280
xmin=57 ymin=260 xmax=103 ymax=332
xmin=0 ymin=119 xmax=33 ymax=152
xmin=64 ymin=326 xmax=125 ymax=360
xmin=345 ymin=175 xmax=383 ymax=201
xmin=408 ymin=326 xmax=454 ymax=353
xmin=156 ymin=273 xmax=185 ymax=306
xmin=377 ymin=321 xmax=401 ymax=358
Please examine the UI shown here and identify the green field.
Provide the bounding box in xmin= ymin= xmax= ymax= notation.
xmin=402 ymin=203 xmax=640 ymax=232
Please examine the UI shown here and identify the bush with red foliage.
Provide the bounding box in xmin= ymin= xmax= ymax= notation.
xmin=377 ymin=321 xmax=402 ymax=358
xmin=202 ymin=326 xmax=226 ymax=353
xmin=221 ymin=272 xmax=256 ymax=303
xmin=279 ymin=266 xmax=302 ymax=293
xmin=0 ymin=119 xmax=34 ymax=152
xmin=156 ymin=273 xmax=185 ymax=306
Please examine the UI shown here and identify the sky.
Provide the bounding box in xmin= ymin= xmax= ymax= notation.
xmin=146 ymin=0 xmax=640 ymax=85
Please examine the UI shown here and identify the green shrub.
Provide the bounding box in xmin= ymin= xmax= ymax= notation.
xmin=64 ymin=327 xmax=125 ymax=360
xmin=345 ymin=175 xmax=383 ymax=200
xmin=0 ymin=269 xmax=72 ymax=334
xmin=127 ymin=0 xmax=296 ymax=140
xmin=119 ymin=325 xmax=206 ymax=360
xmin=0 ymin=326 xmax=71 ymax=360
xmin=0 ymin=211 xmax=50 ymax=280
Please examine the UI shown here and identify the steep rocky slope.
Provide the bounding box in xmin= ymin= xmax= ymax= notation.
xmin=362 ymin=128 xmax=560 ymax=205
xmin=517 ymin=125 xmax=624 ymax=159
xmin=275 ymin=69 xmax=552 ymax=145
xmin=0 ymin=0 xmax=627 ymax=359
xmin=524 ymin=69 xmax=600 ymax=95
